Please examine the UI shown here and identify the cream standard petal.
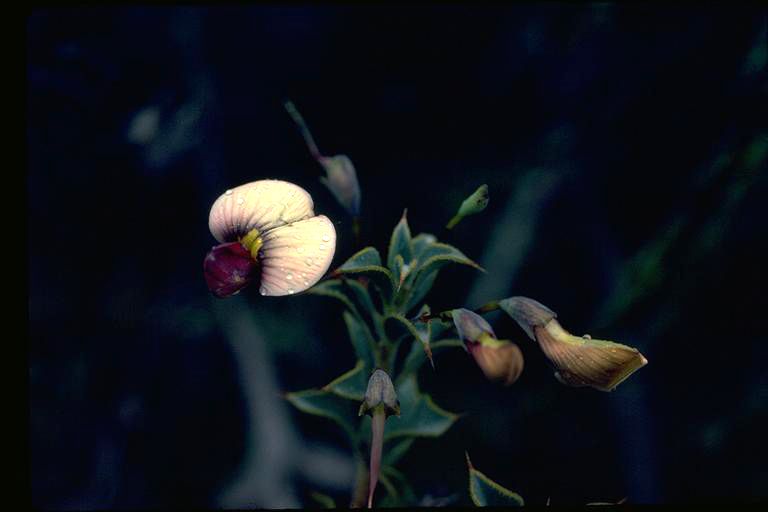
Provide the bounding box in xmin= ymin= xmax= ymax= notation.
xmin=208 ymin=179 xmax=315 ymax=243
xmin=258 ymin=215 xmax=337 ymax=296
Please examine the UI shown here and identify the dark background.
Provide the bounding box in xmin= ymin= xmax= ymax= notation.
xmin=27 ymin=4 xmax=767 ymax=508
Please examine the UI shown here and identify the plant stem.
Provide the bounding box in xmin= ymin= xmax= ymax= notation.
xmin=368 ymin=407 xmax=386 ymax=508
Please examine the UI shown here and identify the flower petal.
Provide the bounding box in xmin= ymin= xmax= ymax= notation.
xmin=208 ymin=179 xmax=315 ymax=243
xmin=258 ymin=215 xmax=337 ymax=296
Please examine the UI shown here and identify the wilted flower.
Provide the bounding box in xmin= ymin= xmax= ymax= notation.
xmin=359 ymin=369 xmax=399 ymax=509
xmin=499 ymin=296 xmax=648 ymax=392
xmin=204 ymin=179 xmax=336 ymax=298
xmin=451 ymin=308 xmax=524 ymax=386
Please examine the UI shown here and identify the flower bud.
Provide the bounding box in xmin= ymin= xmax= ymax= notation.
xmin=358 ymin=369 xmax=398 ymax=509
xmin=358 ymin=369 xmax=400 ymax=417
xmin=447 ymin=184 xmax=489 ymax=229
xmin=498 ymin=296 xmax=557 ymax=341
xmin=451 ymin=308 xmax=525 ymax=386
xmin=319 ymin=154 xmax=362 ymax=217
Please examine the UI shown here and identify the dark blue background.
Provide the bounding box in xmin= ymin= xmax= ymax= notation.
xmin=28 ymin=5 xmax=768 ymax=508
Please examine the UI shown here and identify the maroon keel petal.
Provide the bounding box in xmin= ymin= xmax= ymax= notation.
xmin=203 ymin=242 xmax=258 ymax=298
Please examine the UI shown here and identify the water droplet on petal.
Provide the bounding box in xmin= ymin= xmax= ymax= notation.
xmin=322 ymin=235 xmax=330 ymax=242
xmin=319 ymin=243 xmax=326 ymax=250
xmin=297 ymin=246 xmax=305 ymax=254
xmin=288 ymin=288 xmax=295 ymax=294
xmin=305 ymin=258 xmax=313 ymax=266
xmin=286 ymin=273 xmax=293 ymax=280
xmin=260 ymin=286 xmax=268 ymax=295
xmin=237 ymin=197 xmax=245 ymax=205
xmin=304 ymin=280 xmax=309 ymax=286
xmin=224 ymin=189 xmax=233 ymax=196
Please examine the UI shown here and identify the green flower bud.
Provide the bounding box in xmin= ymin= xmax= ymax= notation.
xmin=447 ymin=184 xmax=489 ymax=229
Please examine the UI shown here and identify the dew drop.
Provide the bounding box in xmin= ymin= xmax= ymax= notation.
xmin=237 ymin=197 xmax=245 ymax=205
xmin=322 ymin=235 xmax=331 ymax=242
xmin=286 ymin=273 xmax=293 ymax=280
xmin=288 ymin=288 xmax=295 ymax=294
xmin=224 ymin=189 xmax=233 ymax=196
xmin=319 ymin=243 xmax=326 ymax=250
xmin=304 ymin=280 xmax=309 ymax=286
xmin=305 ymin=258 xmax=313 ymax=266
xmin=297 ymin=246 xmax=305 ymax=254
xmin=260 ymin=286 xmax=268 ymax=296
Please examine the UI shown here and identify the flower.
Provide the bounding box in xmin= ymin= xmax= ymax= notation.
xmin=451 ymin=308 xmax=524 ymax=386
xmin=204 ymin=179 xmax=336 ymax=297
xmin=499 ymin=296 xmax=648 ymax=392
xmin=358 ymin=369 xmax=399 ymax=509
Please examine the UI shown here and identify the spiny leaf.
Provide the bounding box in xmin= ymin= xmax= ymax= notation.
xmin=285 ymin=389 xmax=359 ymax=443
xmin=466 ymin=452 xmax=524 ymax=506
xmin=387 ymin=209 xmax=413 ymax=272
xmin=322 ymin=359 xmax=368 ymax=401
xmin=335 ymin=247 xmax=395 ymax=301
xmin=344 ymin=311 xmax=377 ymax=369
xmin=307 ymin=279 xmax=361 ymax=317
xmin=383 ymin=374 xmax=459 ymax=439
xmin=386 ymin=314 xmax=433 ymax=369
xmin=411 ymin=232 xmax=438 ymax=259
xmin=399 ymin=338 xmax=464 ymax=378
xmin=413 ymin=242 xmax=484 ymax=282
xmin=382 ymin=437 xmax=416 ymax=466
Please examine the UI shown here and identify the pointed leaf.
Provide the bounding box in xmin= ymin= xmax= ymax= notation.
xmin=413 ymin=242 xmax=483 ymax=282
xmin=383 ymin=374 xmax=459 ymax=439
xmin=307 ymin=279 xmax=362 ymax=317
xmin=411 ymin=232 xmax=437 ymax=259
xmin=382 ymin=437 xmax=416 ymax=466
xmin=399 ymin=338 xmax=464 ymax=378
xmin=386 ymin=314 xmax=433 ymax=369
xmin=323 ymin=360 xmax=368 ymax=401
xmin=340 ymin=246 xmax=383 ymax=269
xmin=404 ymin=269 xmax=439 ymax=314
xmin=466 ymin=453 xmax=524 ymax=506
xmin=309 ymin=491 xmax=336 ymax=509
xmin=344 ymin=311 xmax=377 ymax=369
xmin=285 ymin=389 xmax=359 ymax=442
xmin=335 ymin=247 xmax=394 ymax=301
xmin=387 ymin=210 xmax=413 ymax=272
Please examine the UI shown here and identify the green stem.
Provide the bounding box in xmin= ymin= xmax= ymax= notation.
xmin=446 ymin=213 xmax=463 ymax=230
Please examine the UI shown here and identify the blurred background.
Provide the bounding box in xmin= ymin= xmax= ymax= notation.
xmin=27 ymin=4 xmax=767 ymax=508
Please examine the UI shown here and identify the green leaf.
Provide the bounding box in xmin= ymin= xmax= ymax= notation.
xmin=403 ymin=269 xmax=439 ymax=314
xmin=382 ymin=437 xmax=415 ymax=466
xmin=411 ymin=232 xmax=437 ymax=259
xmin=385 ymin=314 xmax=433 ymax=369
xmin=340 ymin=278 xmax=385 ymax=339
xmin=399 ymin=338 xmax=464 ymax=378
xmin=344 ymin=311 xmax=377 ymax=369
xmin=340 ymin=246 xmax=383 ymax=268
xmin=336 ymin=247 xmax=395 ymax=302
xmin=387 ymin=210 xmax=413 ymax=272
xmin=285 ymin=389 xmax=359 ymax=442
xmin=413 ymin=242 xmax=483 ymax=282
xmin=466 ymin=452 xmax=524 ymax=506
xmin=307 ymin=279 xmax=361 ymax=318
xmin=380 ymin=465 xmax=418 ymax=506
xmin=323 ymin=359 xmax=368 ymax=401
xmin=309 ymin=491 xmax=336 ymax=509
xmin=384 ymin=374 xmax=459 ymax=439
